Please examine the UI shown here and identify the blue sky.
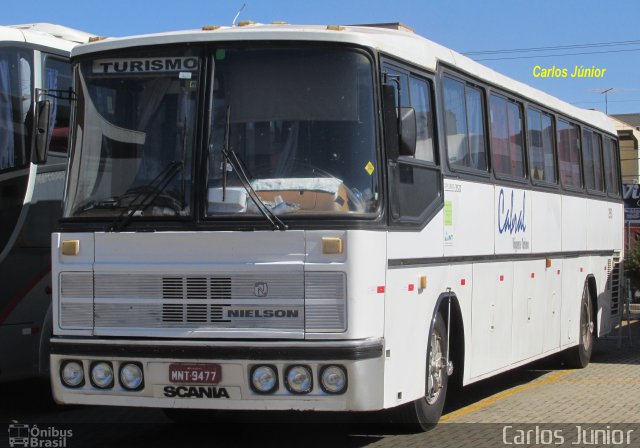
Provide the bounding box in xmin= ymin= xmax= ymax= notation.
xmin=6 ymin=0 xmax=640 ymax=114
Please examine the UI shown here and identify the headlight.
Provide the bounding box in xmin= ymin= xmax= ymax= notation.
xmin=285 ymin=365 xmax=313 ymax=394
xmin=250 ymin=365 xmax=278 ymax=394
xmin=320 ymin=365 xmax=347 ymax=394
xmin=90 ymin=361 xmax=114 ymax=389
xmin=60 ymin=361 xmax=84 ymax=387
xmin=119 ymin=363 xmax=144 ymax=390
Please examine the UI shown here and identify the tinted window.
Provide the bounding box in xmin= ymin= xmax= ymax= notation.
xmin=557 ymin=119 xmax=582 ymax=189
xmin=444 ymin=77 xmax=487 ymax=171
xmin=409 ymin=76 xmax=435 ymax=163
xmin=44 ymin=56 xmax=72 ymax=154
xmin=490 ymin=94 xmax=524 ymax=178
xmin=603 ymin=137 xmax=621 ymax=196
xmin=0 ymin=48 xmax=31 ymax=171
xmin=582 ymin=129 xmax=604 ymax=192
xmin=527 ymin=107 xmax=556 ymax=184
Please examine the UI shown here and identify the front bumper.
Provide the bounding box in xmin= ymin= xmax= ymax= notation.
xmin=50 ymin=337 xmax=385 ymax=412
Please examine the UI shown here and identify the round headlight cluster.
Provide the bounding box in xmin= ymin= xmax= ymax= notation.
xmin=119 ymin=363 xmax=144 ymax=390
xmin=61 ymin=361 xmax=84 ymax=388
xmin=320 ymin=365 xmax=347 ymax=394
xmin=90 ymin=361 xmax=114 ymax=389
xmin=285 ymin=365 xmax=313 ymax=394
xmin=251 ymin=365 xmax=278 ymax=394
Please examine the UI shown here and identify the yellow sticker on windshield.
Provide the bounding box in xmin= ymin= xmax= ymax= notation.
xmin=365 ymin=161 xmax=375 ymax=176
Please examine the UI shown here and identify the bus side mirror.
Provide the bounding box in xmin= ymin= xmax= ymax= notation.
xmin=382 ymin=84 xmax=399 ymax=160
xmin=382 ymin=84 xmax=417 ymax=159
xmin=33 ymin=99 xmax=52 ymax=165
xmin=398 ymin=107 xmax=416 ymax=157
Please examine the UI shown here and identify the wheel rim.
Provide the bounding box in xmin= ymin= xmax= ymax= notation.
xmin=581 ymin=284 xmax=594 ymax=352
xmin=426 ymin=330 xmax=445 ymax=405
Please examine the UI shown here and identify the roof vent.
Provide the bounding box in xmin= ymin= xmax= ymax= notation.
xmin=237 ymin=20 xmax=255 ymax=27
xmin=350 ymin=22 xmax=415 ymax=33
xmin=202 ymin=25 xmax=221 ymax=31
xmin=88 ymin=36 xmax=107 ymax=43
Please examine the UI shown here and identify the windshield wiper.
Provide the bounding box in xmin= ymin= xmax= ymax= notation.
xmin=221 ymin=105 xmax=287 ymax=231
xmin=107 ymin=160 xmax=183 ymax=232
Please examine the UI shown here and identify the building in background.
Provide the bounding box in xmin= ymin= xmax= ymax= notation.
xmin=612 ymin=115 xmax=640 ymax=254
xmin=611 ymin=115 xmax=640 ymax=185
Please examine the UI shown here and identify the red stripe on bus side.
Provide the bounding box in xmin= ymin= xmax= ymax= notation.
xmin=0 ymin=265 xmax=51 ymax=324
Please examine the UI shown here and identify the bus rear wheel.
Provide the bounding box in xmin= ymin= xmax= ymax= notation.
xmin=563 ymin=281 xmax=594 ymax=368
xmin=395 ymin=312 xmax=448 ymax=431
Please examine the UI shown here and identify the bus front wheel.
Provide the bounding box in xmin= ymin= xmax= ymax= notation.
xmin=395 ymin=312 xmax=448 ymax=431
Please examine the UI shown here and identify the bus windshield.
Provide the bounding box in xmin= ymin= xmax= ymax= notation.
xmin=206 ymin=48 xmax=379 ymax=217
xmin=64 ymin=50 xmax=200 ymax=218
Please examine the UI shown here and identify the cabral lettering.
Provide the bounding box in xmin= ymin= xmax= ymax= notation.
xmin=498 ymin=189 xmax=527 ymax=234
xmin=163 ymin=385 xmax=230 ymax=399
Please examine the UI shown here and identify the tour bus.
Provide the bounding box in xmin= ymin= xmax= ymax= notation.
xmin=49 ymin=22 xmax=623 ymax=429
xmin=0 ymin=23 xmax=93 ymax=381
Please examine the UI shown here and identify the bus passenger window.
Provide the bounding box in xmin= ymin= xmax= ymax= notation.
xmin=582 ymin=131 xmax=604 ymax=192
xmin=527 ymin=108 xmax=556 ymax=184
xmin=603 ymin=137 xmax=621 ymax=196
xmin=557 ymin=119 xmax=582 ymax=189
xmin=444 ymin=77 xmax=487 ymax=172
xmin=0 ymin=49 xmax=31 ymax=171
xmin=44 ymin=57 xmax=72 ymax=154
xmin=489 ymin=94 xmax=524 ymax=179
xmin=409 ymin=76 xmax=435 ymax=163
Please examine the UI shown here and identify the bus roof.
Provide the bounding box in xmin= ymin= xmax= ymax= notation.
xmin=1 ymin=23 xmax=95 ymax=52
xmin=71 ymin=22 xmax=616 ymax=135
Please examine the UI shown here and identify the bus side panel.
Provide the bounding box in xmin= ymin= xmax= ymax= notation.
xmin=531 ymin=191 xmax=561 ymax=253
xmin=470 ymin=261 xmax=513 ymax=378
xmin=542 ymin=258 xmax=563 ymax=353
xmin=560 ymin=257 xmax=581 ymax=348
xmin=561 ymin=196 xmax=587 ymax=252
xmin=511 ymin=260 xmax=546 ymax=362
xmin=587 ymin=200 xmax=613 ymax=251
xmin=443 ymin=180 xmax=493 ymax=257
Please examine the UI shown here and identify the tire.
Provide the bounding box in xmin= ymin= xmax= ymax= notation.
xmin=395 ymin=312 xmax=449 ymax=431
xmin=563 ymin=281 xmax=594 ymax=368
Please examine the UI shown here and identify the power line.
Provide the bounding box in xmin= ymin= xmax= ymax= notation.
xmin=573 ymin=99 xmax=640 ymax=105
xmin=473 ymin=47 xmax=640 ymax=61
xmin=463 ymin=39 xmax=640 ymax=56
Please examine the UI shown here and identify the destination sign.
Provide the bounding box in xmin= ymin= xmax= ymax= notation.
xmin=92 ymin=57 xmax=199 ymax=74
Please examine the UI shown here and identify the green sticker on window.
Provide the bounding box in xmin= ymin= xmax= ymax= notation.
xmin=215 ymin=49 xmax=226 ymax=60
xmin=444 ymin=200 xmax=453 ymax=226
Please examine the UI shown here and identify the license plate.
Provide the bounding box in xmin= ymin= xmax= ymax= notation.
xmin=169 ymin=363 xmax=221 ymax=384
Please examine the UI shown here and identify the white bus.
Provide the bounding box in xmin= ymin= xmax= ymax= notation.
xmin=50 ymin=22 xmax=623 ymax=429
xmin=0 ymin=23 xmax=93 ymax=381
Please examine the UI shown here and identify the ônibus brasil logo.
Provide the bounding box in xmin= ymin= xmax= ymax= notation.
xmin=8 ymin=423 xmax=73 ymax=448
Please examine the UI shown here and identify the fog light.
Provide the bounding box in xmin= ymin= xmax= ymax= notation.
xmin=119 ymin=363 xmax=144 ymax=390
xmin=90 ymin=361 xmax=114 ymax=389
xmin=320 ymin=365 xmax=347 ymax=394
xmin=285 ymin=365 xmax=312 ymax=394
xmin=61 ymin=361 xmax=84 ymax=387
xmin=250 ymin=365 xmax=278 ymax=394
